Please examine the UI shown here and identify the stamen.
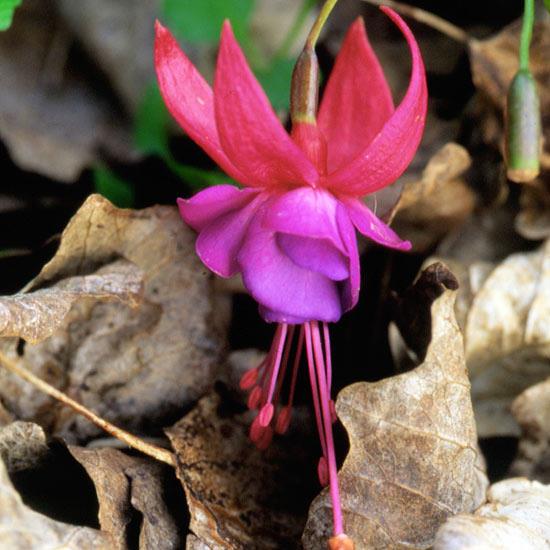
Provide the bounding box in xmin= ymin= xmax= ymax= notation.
xmin=305 ymin=322 xmax=328 ymax=461
xmin=311 ymin=321 xmax=344 ymax=536
xmin=259 ymin=324 xmax=288 ymax=426
xmin=256 ymin=425 xmax=274 ymax=450
xmin=317 ymin=456 xmax=329 ymax=486
xmin=249 ymin=415 xmax=266 ymax=443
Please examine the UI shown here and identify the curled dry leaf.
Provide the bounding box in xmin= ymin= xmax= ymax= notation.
xmin=167 ymin=392 xmax=318 ymax=550
xmin=469 ymin=17 xmax=550 ymax=170
xmin=303 ymin=265 xmax=488 ymax=550
xmin=69 ymin=446 xmax=181 ymax=550
xmin=0 ymin=194 xmax=228 ymax=441
xmin=434 ymin=478 xmax=550 ymax=550
xmin=0 ymin=457 xmax=111 ymax=549
xmin=510 ymin=376 xmax=550 ymax=483
xmin=391 ymin=141 xmax=475 ymax=252
xmin=0 ymin=0 xmax=134 ymax=182
xmin=428 ymin=239 xmax=550 ymax=438
xmin=0 ymin=260 xmax=143 ymax=343
xmin=0 ymin=421 xmax=47 ymax=473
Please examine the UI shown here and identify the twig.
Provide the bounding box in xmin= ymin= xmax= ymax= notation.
xmin=0 ymin=351 xmax=176 ymax=468
xmin=360 ymin=0 xmax=471 ymax=45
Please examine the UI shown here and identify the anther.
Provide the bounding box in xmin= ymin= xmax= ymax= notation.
xmin=317 ymin=456 xmax=329 ymax=486
xmin=274 ymin=406 xmax=292 ymax=434
xmin=247 ymin=386 xmax=262 ymax=410
xmin=258 ymin=403 xmax=274 ymax=427
xmin=239 ymin=367 xmax=259 ymax=390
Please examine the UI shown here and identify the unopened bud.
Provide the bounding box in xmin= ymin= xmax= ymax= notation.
xmin=290 ymin=47 xmax=320 ymax=125
xmin=505 ymin=69 xmax=541 ymax=183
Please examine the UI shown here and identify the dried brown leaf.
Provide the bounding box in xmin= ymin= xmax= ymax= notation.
xmin=436 ymin=239 xmax=550 ymax=438
xmin=167 ymin=392 xmax=317 ymax=550
xmin=0 ymin=0 xmax=134 ymax=181
xmin=0 ymin=194 xmax=228 ymax=441
xmin=303 ymin=267 xmax=488 ymax=549
xmin=0 ymin=421 xmax=47 ymax=473
xmin=434 ymin=478 xmax=550 ymax=549
xmin=511 ymin=376 xmax=550 ymax=482
xmin=0 ymin=260 xmax=142 ymax=343
xmin=392 ymin=142 xmax=476 ymax=252
xmin=469 ymin=18 xmax=550 ymax=170
xmin=70 ymin=446 xmax=181 ymax=550
xmin=0 ymin=457 xmax=111 ymax=549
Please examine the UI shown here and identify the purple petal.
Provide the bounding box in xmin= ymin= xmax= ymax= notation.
xmin=344 ymin=198 xmax=411 ymax=251
xmin=263 ymin=187 xmax=345 ymax=252
xmin=336 ymin=204 xmax=361 ymax=311
xmin=258 ymin=305 xmax=309 ymax=325
xmin=177 ymin=185 xmax=259 ymax=231
xmin=238 ymin=205 xmax=342 ymax=323
xmin=195 ymin=193 xmax=266 ymax=277
xmin=276 ymin=234 xmax=349 ymax=281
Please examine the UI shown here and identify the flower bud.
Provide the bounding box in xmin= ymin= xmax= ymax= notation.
xmin=505 ymin=69 xmax=541 ymax=183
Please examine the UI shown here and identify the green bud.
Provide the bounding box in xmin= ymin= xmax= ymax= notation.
xmin=505 ymin=69 xmax=541 ymax=183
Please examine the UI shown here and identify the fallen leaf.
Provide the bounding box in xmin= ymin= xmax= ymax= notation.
xmin=303 ymin=264 xmax=488 ymax=550
xmin=0 ymin=260 xmax=143 ymax=343
xmin=167 ymin=391 xmax=318 ymax=549
xmin=0 ymin=194 xmax=228 ymax=441
xmin=0 ymin=421 xmax=47 ymax=473
xmin=69 ymin=446 xmax=181 ymax=549
xmin=433 ymin=478 xmax=550 ymax=549
xmin=0 ymin=457 xmax=111 ymax=549
xmin=391 ymin=142 xmax=475 ymax=252
xmin=438 ymin=239 xmax=550 ymax=438
xmin=0 ymin=0 xmax=134 ymax=181
xmin=510 ymin=376 xmax=550 ymax=483
xmin=469 ymin=18 xmax=550 ymax=170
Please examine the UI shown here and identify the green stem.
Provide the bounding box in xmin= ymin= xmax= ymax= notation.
xmin=306 ymin=0 xmax=339 ymax=49
xmin=274 ymin=0 xmax=317 ymax=60
xmin=519 ymin=0 xmax=535 ymax=70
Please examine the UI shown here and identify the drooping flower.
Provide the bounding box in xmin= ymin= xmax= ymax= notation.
xmin=155 ymin=6 xmax=426 ymax=548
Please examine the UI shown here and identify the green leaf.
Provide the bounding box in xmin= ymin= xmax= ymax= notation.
xmin=162 ymin=0 xmax=255 ymax=45
xmin=166 ymin=157 xmax=230 ymax=190
xmin=256 ymin=57 xmax=295 ymax=112
xmin=94 ymin=168 xmax=135 ymax=208
xmin=134 ymin=84 xmax=170 ymax=158
xmin=0 ymin=0 xmax=22 ymax=31
xmin=545 ymin=0 xmax=550 ymax=12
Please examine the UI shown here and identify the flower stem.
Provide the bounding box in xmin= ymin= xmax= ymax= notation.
xmin=519 ymin=0 xmax=535 ymax=70
xmin=306 ymin=0 xmax=339 ymax=50
xmin=275 ymin=0 xmax=317 ymax=60
xmin=0 ymin=351 xmax=176 ymax=467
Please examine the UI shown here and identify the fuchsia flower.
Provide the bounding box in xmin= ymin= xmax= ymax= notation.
xmin=155 ymin=6 xmax=426 ymax=547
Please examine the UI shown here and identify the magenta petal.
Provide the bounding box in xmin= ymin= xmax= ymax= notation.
xmin=326 ymin=7 xmax=427 ymax=196
xmin=194 ymin=193 xmax=265 ymax=278
xmin=154 ymin=22 xmax=246 ymax=184
xmin=263 ymin=187 xmax=345 ymax=252
xmin=238 ymin=206 xmax=342 ymax=322
xmin=336 ymin=204 xmax=360 ymax=311
xmin=177 ymin=185 xmax=259 ymax=231
xmin=277 ymin=234 xmax=349 ymax=281
xmin=214 ymin=22 xmax=318 ymax=188
xmin=344 ymin=198 xmax=411 ymax=251
xmin=318 ymin=18 xmax=394 ymax=173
